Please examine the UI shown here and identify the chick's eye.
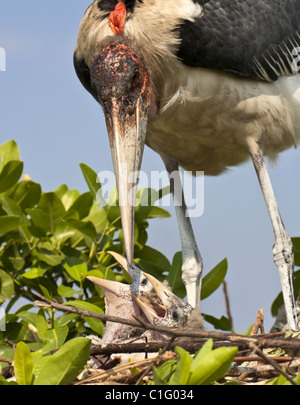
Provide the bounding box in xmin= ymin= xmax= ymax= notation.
xmin=172 ymin=311 xmax=179 ymax=321
xmin=140 ymin=277 xmax=148 ymax=286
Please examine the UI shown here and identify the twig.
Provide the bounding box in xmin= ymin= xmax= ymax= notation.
xmin=134 ymin=335 xmax=177 ymax=385
xmin=34 ymin=296 xmax=300 ymax=352
xmin=249 ymin=342 xmax=298 ymax=385
xmin=234 ymin=356 xmax=300 ymax=364
xmin=0 ymin=358 xmax=13 ymax=364
xmin=251 ymin=309 xmax=265 ymax=335
xmin=223 ymin=280 xmax=233 ymax=329
xmin=76 ymin=352 xmax=175 ymax=385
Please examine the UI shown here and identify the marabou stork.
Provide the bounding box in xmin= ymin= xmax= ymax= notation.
xmin=74 ymin=0 xmax=300 ymax=330
xmin=87 ymin=251 xmax=203 ymax=343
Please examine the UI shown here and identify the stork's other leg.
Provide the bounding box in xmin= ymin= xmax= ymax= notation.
xmin=248 ymin=139 xmax=298 ymax=330
xmin=162 ymin=155 xmax=203 ymax=311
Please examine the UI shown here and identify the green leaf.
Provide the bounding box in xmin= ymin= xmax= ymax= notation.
xmin=61 ymin=188 xmax=80 ymax=210
xmin=34 ymin=242 xmax=64 ymax=266
xmin=0 ymin=140 xmax=19 ymax=171
xmin=167 ymin=252 xmax=186 ymax=298
xmin=55 ymin=184 xmax=69 ymax=199
xmin=26 ymin=208 xmax=50 ymax=236
xmin=293 ymin=373 xmax=300 ymax=385
xmin=66 ymin=300 xmax=104 ymax=314
xmin=201 ymin=258 xmax=228 ymax=300
xmin=0 ymin=269 xmax=14 ymax=300
xmin=153 ymin=359 xmax=177 ymax=385
xmin=203 ymin=314 xmax=232 ymax=331
xmin=190 ymin=339 xmax=213 ymax=372
xmin=57 ymin=284 xmax=77 ymax=298
xmin=36 ymin=309 xmax=49 ymax=340
xmin=135 ymin=188 xmax=171 ymax=222
xmin=169 ymin=347 xmax=191 ymax=385
xmin=33 ymin=337 xmax=91 ymax=385
xmin=292 ymin=237 xmax=300 ymax=267
xmin=12 ymin=180 xmax=41 ymax=210
xmin=135 ymin=246 xmax=171 ymax=277
xmin=56 ymin=313 xmax=78 ymax=328
xmin=265 ymin=373 xmax=289 ymax=385
xmin=67 ymin=192 xmax=94 ymax=219
xmin=1 ymin=244 xmax=26 ymax=272
xmin=135 ymin=189 xmax=154 ymax=222
xmin=188 ymin=345 xmax=238 ymax=385
xmin=0 ymin=161 xmax=23 ymax=194
xmin=1 ymin=196 xmax=22 ymax=216
xmin=80 ymin=163 xmax=103 ymax=200
xmin=0 ymin=343 xmax=14 ymax=370
xmin=148 ymin=206 xmax=171 ymax=219
xmin=37 ymin=192 xmax=66 ymax=233
xmin=0 ymin=215 xmax=21 ymax=235
xmin=63 ymin=217 xmax=97 ymax=240
xmin=42 ymin=325 xmax=69 ymax=351
xmin=21 ymin=267 xmax=47 ymax=279
xmin=14 ymin=341 xmax=33 ymax=385
xmin=85 ymin=204 xmax=107 ymax=233
xmin=84 ymin=316 xmax=103 ymax=335
xmin=64 ymin=257 xmax=88 ymax=282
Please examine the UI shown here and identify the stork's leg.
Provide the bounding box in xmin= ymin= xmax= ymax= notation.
xmin=161 ymin=155 xmax=203 ymax=310
xmin=248 ymin=139 xmax=298 ymax=330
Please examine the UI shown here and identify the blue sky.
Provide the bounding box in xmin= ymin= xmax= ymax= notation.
xmin=1 ymin=1 xmax=299 ymax=332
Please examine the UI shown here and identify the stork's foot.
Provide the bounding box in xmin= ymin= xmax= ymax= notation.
xmin=182 ymin=256 xmax=203 ymax=311
xmin=248 ymin=140 xmax=299 ymax=331
xmin=273 ymin=234 xmax=299 ymax=331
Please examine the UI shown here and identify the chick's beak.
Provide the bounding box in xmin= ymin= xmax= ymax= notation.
xmin=131 ymin=272 xmax=176 ymax=322
xmin=131 ymin=294 xmax=166 ymax=322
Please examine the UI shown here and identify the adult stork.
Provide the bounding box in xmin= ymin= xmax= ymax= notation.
xmin=74 ymin=0 xmax=300 ymax=330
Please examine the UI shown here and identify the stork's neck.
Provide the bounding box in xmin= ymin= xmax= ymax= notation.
xmin=124 ymin=0 xmax=203 ymax=94
xmin=75 ymin=0 xmax=203 ymax=96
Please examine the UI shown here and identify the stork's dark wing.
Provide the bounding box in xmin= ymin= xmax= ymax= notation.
xmin=73 ymin=52 xmax=98 ymax=101
xmin=177 ymin=0 xmax=300 ymax=81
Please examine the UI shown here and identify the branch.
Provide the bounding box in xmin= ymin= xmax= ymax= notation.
xmin=250 ymin=309 xmax=265 ymax=335
xmin=223 ymin=280 xmax=234 ymax=329
xmin=248 ymin=342 xmax=298 ymax=386
xmin=34 ymin=296 xmax=300 ymax=352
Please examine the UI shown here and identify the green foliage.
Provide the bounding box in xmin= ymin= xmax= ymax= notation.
xmin=153 ymin=339 xmax=238 ymax=385
xmin=12 ymin=338 xmax=90 ymax=385
xmin=0 ymin=140 xmax=249 ymax=384
xmin=265 ymin=372 xmax=300 ymax=386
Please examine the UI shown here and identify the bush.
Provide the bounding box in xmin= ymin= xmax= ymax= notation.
xmin=0 ymin=140 xmax=232 ymax=385
xmin=1 ymin=140 xmax=298 ymax=385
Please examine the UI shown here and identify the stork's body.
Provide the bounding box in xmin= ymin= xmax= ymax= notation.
xmin=75 ymin=0 xmax=300 ymax=330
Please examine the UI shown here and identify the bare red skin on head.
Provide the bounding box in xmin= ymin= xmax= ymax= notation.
xmin=90 ymin=42 xmax=152 ymax=142
xmin=109 ymin=2 xmax=127 ymax=35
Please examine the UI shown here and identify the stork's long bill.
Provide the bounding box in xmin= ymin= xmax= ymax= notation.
xmin=90 ymin=39 xmax=151 ymax=266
